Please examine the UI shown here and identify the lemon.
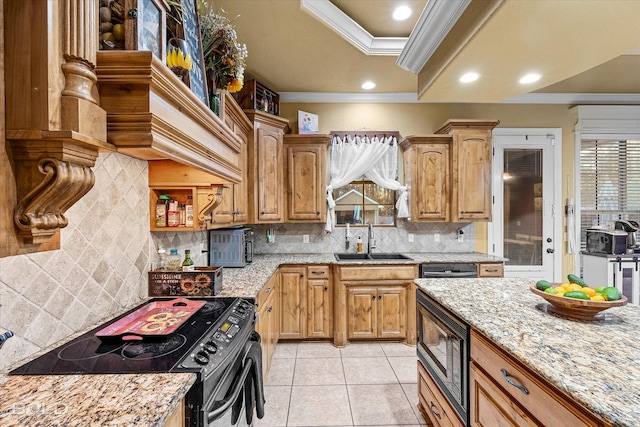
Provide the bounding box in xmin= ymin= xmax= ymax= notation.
xmin=113 ymin=24 xmax=125 ymax=42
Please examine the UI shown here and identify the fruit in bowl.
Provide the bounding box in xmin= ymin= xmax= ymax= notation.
xmin=531 ymin=275 xmax=627 ymax=321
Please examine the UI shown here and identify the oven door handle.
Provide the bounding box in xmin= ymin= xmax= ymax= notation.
xmin=206 ymin=358 xmax=254 ymax=423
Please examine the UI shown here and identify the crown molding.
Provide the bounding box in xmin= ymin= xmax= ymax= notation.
xmin=280 ymin=91 xmax=640 ymax=105
xmin=300 ymin=0 xmax=406 ymax=56
xmin=396 ymin=0 xmax=472 ymax=73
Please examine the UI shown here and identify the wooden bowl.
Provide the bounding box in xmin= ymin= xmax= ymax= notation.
xmin=529 ymin=283 xmax=627 ymax=321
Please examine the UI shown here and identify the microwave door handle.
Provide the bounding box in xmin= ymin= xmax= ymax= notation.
xmin=423 ymin=271 xmax=476 ymax=277
xmin=246 ymin=239 xmax=253 ymax=262
xmin=206 ymin=358 xmax=254 ymax=423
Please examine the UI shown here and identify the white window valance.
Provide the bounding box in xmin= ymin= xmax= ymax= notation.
xmin=325 ymin=134 xmax=409 ymax=233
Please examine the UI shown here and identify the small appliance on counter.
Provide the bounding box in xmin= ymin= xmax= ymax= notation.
xmin=615 ymin=220 xmax=639 ymax=252
xmin=585 ymin=227 xmax=628 ymax=255
xmin=208 ymin=227 xmax=253 ymax=267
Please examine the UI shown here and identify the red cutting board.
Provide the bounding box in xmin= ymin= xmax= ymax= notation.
xmin=95 ymin=298 xmax=206 ymax=341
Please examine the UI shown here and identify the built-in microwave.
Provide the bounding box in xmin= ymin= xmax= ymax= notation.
xmin=208 ymin=227 xmax=254 ymax=267
xmin=416 ymin=288 xmax=470 ymax=426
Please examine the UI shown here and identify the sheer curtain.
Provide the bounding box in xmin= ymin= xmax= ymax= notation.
xmin=325 ymin=134 xmax=409 ymax=233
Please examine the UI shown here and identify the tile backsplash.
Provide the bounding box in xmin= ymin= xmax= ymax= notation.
xmin=252 ymin=221 xmax=475 ymax=254
xmin=0 ymin=153 xmax=151 ymax=371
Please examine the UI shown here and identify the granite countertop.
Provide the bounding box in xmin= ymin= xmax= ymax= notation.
xmin=0 ymin=251 xmax=503 ymax=426
xmin=0 ymin=373 xmax=196 ymax=427
xmin=218 ymin=252 xmax=506 ymax=298
xmin=414 ymin=277 xmax=640 ymax=427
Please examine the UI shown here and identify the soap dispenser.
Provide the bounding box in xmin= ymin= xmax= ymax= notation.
xmin=356 ymin=237 xmax=363 ymax=253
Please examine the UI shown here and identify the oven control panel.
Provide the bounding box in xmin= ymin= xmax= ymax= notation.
xmin=179 ymin=298 xmax=255 ymax=372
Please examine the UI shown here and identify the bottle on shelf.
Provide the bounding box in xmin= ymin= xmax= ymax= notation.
xmin=165 ymin=249 xmax=182 ymax=271
xmin=182 ymin=249 xmax=195 ymax=271
xmin=167 ymin=199 xmax=180 ymax=227
xmin=156 ymin=246 xmax=167 ymax=271
xmin=156 ymin=195 xmax=170 ymax=227
xmin=185 ymin=196 xmax=194 ymax=227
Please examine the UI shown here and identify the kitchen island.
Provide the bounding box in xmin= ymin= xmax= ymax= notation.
xmin=415 ymin=277 xmax=640 ymax=427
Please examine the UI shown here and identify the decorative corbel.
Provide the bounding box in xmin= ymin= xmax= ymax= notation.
xmin=197 ymin=185 xmax=227 ymax=226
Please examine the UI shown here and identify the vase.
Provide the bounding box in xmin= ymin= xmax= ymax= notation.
xmin=211 ymin=90 xmax=221 ymax=117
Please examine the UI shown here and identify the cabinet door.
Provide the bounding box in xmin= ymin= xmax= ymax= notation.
xmin=256 ymin=293 xmax=273 ymax=380
xmin=307 ymin=266 xmax=332 ymax=338
xmin=256 ymin=125 xmax=284 ymax=222
xmin=415 ymin=144 xmax=450 ymax=221
xmin=418 ymin=361 xmax=465 ymax=427
xmin=452 ymin=130 xmax=492 ymax=221
xmin=470 ymin=362 xmax=533 ymax=427
xmin=279 ymin=266 xmax=306 ymax=339
xmin=286 ymin=144 xmax=325 ymax=222
xmin=377 ymin=286 xmax=406 ymax=339
xmin=347 ymin=287 xmax=377 ymax=339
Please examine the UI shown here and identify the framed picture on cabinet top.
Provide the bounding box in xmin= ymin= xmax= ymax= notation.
xmin=298 ymin=110 xmax=319 ymax=134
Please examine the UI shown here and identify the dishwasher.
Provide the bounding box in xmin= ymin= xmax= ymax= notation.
xmin=419 ymin=263 xmax=478 ymax=278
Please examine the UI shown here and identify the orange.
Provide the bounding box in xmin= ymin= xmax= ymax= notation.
xmin=581 ymin=287 xmax=597 ymax=297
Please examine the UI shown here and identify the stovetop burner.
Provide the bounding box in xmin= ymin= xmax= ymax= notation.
xmin=9 ymin=297 xmax=252 ymax=376
xmin=122 ymin=334 xmax=188 ymax=360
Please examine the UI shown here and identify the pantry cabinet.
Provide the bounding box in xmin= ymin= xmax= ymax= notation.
xmin=279 ymin=265 xmax=333 ymax=340
xmin=333 ymin=264 xmax=417 ymax=346
xmin=256 ymin=272 xmax=280 ymax=379
xmin=283 ymin=135 xmax=331 ymax=222
xmin=400 ymin=136 xmax=451 ymax=222
xmin=470 ymin=330 xmax=604 ymax=427
xmin=245 ymin=111 xmax=290 ymax=224
xmin=435 ymin=120 xmax=499 ymax=222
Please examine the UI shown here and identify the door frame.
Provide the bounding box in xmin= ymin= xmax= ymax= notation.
xmin=488 ymin=128 xmax=563 ymax=282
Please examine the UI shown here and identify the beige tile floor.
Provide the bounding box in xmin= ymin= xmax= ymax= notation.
xmin=255 ymin=342 xmax=428 ymax=427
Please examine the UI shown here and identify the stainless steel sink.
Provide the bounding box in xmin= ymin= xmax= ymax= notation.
xmin=334 ymin=253 xmax=413 ymax=261
xmin=368 ymin=253 xmax=413 ymax=260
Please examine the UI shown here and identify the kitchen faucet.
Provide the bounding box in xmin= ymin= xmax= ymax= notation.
xmin=367 ymin=223 xmax=376 ymax=254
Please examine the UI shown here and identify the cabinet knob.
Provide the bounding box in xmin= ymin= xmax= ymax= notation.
xmin=324 ymin=286 xmax=328 ymax=291
xmin=371 ymin=295 xmax=376 ymax=299
xmin=300 ymin=273 xmax=304 ymax=278
xmin=261 ymin=211 xmax=265 ymax=215
xmin=316 ymin=211 xmax=320 ymax=215
xmin=378 ymin=295 xmax=382 ymax=299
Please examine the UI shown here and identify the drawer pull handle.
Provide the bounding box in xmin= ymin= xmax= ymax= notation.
xmin=311 ymin=271 xmax=324 ymax=275
xmin=485 ymin=269 xmax=499 ymax=272
xmin=429 ymin=402 xmax=441 ymax=419
xmin=501 ymin=368 xmax=529 ymax=394
xmin=266 ymin=287 xmax=272 ymax=293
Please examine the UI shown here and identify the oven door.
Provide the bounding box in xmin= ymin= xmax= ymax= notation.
xmin=203 ymin=332 xmax=264 ymax=427
xmin=416 ymin=290 xmax=469 ymax=425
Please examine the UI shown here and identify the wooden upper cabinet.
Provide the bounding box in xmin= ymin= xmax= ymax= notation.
xmin=245 ymin=111 xmax=290 ymax=224
xmin=400 ymin=136 xmax=451 ymax=222
xmin=283 ymin=135 xmax=331 ymax=222
xmin=435 ymin=120 xmax=499 ymax=222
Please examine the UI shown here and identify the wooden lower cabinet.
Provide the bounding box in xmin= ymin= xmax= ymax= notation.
xmin=307 ymin=265 xmax=333 ymax=338
xmin=163 ymin=398 xmax=185 ymax=427
xmin=470 ymin=330 xmax=606 ymax=427
xmin=418 ymin=361 xmax=464 ymax=427
xmin=256 ymin=273 xmax=280 ymax=380
xmin=347 ymin=286 xmax=406 ymax=340
xmin=334 ymin=264 xmax=417 ymax=346
xmin=279 ymin=266 xmax=307 ymax=339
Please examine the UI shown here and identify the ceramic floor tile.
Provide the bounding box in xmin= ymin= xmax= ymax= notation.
xmin=401 ymin=382 xmax=428 ymax=425
xmin=287 ymin=385 xmax=353 ymax=426
xmin=348 ymin=383 xmax=420 ymax=426
xmin=388 ymin=356 xmax=419 ymax=384
xmin=380 ymin=342 xmax=417 ymax=357
xmin=254 ymin=385 xmax=291 ymax=427
xmin=340 ymin=342 xmax=385 ymax=358
xmin=296 ymin=341 xmax=342 ymax=358
xmin=342 ymin=357 xmax=398 ymax=384
xmin=273 ymin=342 xmax=298 ymax=359
xmin=266 ymin=358 xmax=296 ymax=386
xmin=293 ymin=357 xmax=345 ymax=385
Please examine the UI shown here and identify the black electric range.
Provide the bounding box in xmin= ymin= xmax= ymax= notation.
xmin=10 ymin=297 xmax=264 ymax=427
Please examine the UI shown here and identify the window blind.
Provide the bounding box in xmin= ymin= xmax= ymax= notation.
xmin=580 ymin=139 xmax=640 ymax=250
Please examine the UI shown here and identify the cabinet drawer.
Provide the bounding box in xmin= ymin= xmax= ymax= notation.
xmin=478 ymin=263 xmax=504 ymax=277
xmin=339 ymin=265 xmax=417 ymax=281
xmin=307 ymin=265 xmax=329 ymax=278
xmin=418 ymin=361 xmax=464 ymax=427
xmin=257 ymin=275 xmax=278 ymax=308
xmin=471 ymin=330 xmax=602 ymax=427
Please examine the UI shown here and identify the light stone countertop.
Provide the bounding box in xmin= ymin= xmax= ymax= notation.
xmin=414 ymin=277 xmax=640 ymax=427
xmin=0 ymin=373 xmax=195 ymax=427
xmin=0 ymin=251 xmax=502 ymax=426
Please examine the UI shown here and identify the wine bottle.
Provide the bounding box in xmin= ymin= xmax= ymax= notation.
xmin=182 ymin=249 xmax=195 ymax=271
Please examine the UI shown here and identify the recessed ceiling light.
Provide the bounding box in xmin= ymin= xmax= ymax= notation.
xmin=361 ymin=81 xmax=376 ymax=90
xmin=393 ymin=6 xmax=412 ymax=20
xmin=460 ymin=72 xmax=479 ymax=83
xmin=519 ymin=73 xmax=541 ymax=84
